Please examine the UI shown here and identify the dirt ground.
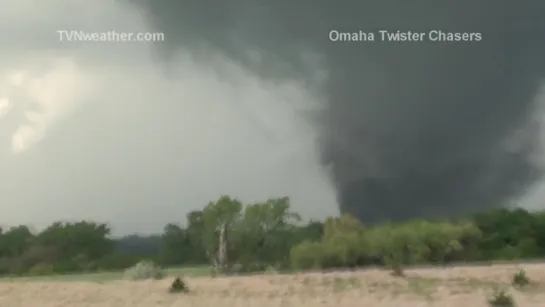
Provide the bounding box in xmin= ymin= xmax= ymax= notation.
xmin=1 ymin=263 xmax=545 ymax=307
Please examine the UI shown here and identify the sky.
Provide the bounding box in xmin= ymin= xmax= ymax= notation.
xmin=0 ymin=0 xmax=337 ymax=235
xmin=2 ymin=1 xmax=545 ymax=236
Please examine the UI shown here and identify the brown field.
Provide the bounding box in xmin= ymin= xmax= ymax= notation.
xmin=1 ymin=263 xmax=545 ymax=307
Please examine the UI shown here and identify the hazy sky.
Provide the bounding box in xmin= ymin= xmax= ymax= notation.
xmin=0 ymin=1 xmax=337 ymax=235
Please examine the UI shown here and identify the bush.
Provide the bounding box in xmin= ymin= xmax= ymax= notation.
xmin=511 ymin=269 xmax=530 ymax=288
xmin=321 ymin=233 xmax=368 ymax=268
xmin=290 ymin=241 xmax=324 ymax=270
xmin=389 ymin=263 xmax=405 ymax=277
xmin=124 ymin=260 xmax=165 ymax=281
xmin=363 ymin=220 xmax=482 ymax=266
xmin=264 ymin=264 xmax=279 ymax=275
xmin=28 ymin=262 xmax=55 ymax=276
xmin=0 ymin=257 xmax=23 ymax=276
xmin=488 ymin=289 xmax=515 ymax=307
xmin=168 ymin=276 xmax=189 ymax=293
xmin=52 ymin=260 xmax=80 ymax=273
xmin=209 ymin=266 xmax=219 ymax=277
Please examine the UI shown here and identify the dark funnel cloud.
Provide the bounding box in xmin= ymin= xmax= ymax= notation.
xmin=131 ymin=0 xmax=545 ymax=223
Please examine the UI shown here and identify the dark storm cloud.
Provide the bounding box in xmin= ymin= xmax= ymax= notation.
xmin=133 ymin=0 xmax=545 ymax=222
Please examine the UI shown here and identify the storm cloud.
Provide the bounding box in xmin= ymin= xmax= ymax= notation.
xmin=0 ymin=0 xmax=336 ymax=235
xmin=133 ymin=1 xmax=545 ymax=222
xmin=2 ymin=1 xmax=545 ymax=235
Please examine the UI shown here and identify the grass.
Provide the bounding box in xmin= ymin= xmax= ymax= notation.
xmin=1 ymin=263 xmax=544 ymax=306
xmin=0 ymin=266 xmax=210 ymax=282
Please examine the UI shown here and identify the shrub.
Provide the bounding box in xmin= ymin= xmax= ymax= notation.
xmin=209 ymin=266 xmax=219 ymax=277
xmin=168 ymin=276 xmax=189 ymax=293
xmin=488 ymin=288 xmax=515 ymax=307
xmin=0 ymin=257 xmax=23 ymax=276
xmin=52 ymin=260 xmax=80 ymax=273
xmin=320 ymin=233 xmax=368 ymax=269
xmin=264 ymin=264 xmax=279 ymax=275
xmin=511 ymin=269 xmax=530 ymax=288
xmin=28 ymin=262 xmax=55 ymax=276
xmin=124 ymin=260 xmax=165 ymax=281
xmin=290 ymin=241 xmax=324 ymax=270
xmin=389 ymin=263 xmax=405 ymax=277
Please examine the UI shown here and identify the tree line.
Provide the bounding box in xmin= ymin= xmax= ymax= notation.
xmin=1 ymin=195 xmax=545 ymax=276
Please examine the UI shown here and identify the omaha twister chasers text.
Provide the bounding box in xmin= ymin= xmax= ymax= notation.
xmin=329 ymin=30 xmax=482 ymax=43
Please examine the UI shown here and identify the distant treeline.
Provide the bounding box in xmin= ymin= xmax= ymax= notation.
xmin=1 ymin=196 xmax=545 ymax=276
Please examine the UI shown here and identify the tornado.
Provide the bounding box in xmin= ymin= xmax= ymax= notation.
xmin=130 ymin=0 xmax=545 ymax=222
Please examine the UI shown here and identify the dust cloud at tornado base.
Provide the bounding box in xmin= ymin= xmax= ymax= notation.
xmin=131 ymin=0 xmax=545 ymax=223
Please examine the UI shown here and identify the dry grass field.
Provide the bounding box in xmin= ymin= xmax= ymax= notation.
xmin=1 ymin=263 xmax=545 ymax=307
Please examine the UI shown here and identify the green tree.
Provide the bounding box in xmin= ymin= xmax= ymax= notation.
xmin=201 ymin=196 xmax=243 ymax=266
xmin=472 ymin=208 xmax=542 ymax=260
xmin=0 ymin=225 xmax=34 ymax=258
xmin=323 ymin=214 xmax=364 ymax=241
xmin=159 ymin=223 xmax=189 ymax=265
xmin=234 ymin=197 xmax=301 ymax=269
xmin=184 ymin=210 xmax=207 ymax=263
xmin=37 ymin=221 xmax=114 ymax=272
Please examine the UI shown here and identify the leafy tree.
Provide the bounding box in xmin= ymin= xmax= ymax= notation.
xmin=0 ymin=225 xmax=33 ymax=258
xmin=159 ymin=223 xmax=189 ymax=265
xmin=472 ymin=208 xmax=541 ymax=260
xmin=115 ymin=234 xmax=161 ymax=256
xmin=184 ymin=210 xmax=207 ymax=263
xmin=1 ymin=197 xmax=545 ymax=277
xmin=234 ymin=197 xmax=301 ymax=269
xmin=36 ymin=221 xmax=114 ymax=271
xmin=298 ymin=220 xmax=324 ymax=242
xmin=323 ymin=214 xmax=364 ymax=241
xmin=201 ymin=196 xmax=243 ymax=266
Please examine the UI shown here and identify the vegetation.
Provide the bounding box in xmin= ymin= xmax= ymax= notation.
xmin=0 ymin=195 xmax=545 ymax=277
xmin=488 ymin=288 xmax=515 ymax=307
xmin=123 ymin=260 xmax=165 ymax=281
xmin=511 ymin=269 xmax=530 ymax=288
xmin=168 ymin=276 xmax=189 ymax=293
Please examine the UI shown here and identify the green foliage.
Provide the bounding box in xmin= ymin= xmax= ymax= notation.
xmin=28 ymin=262 xmax=54 ymax=276
xmin=323 ymin=214 xmax=364 ymax=241
xmin=0 ymin=226 xmax=33 ymax=258
xmin=363 ymin=219 xmax=482 ymax=265
xmin=264 ymin=264 xmax=279 ymax=275
xmin=0 ymin=198 xmax=545 ymax=278
xmin=0 ymin=257 xmax=23 ymax=275
xmin=159 ymin=223 xmax=190 ymax=266
xmin=123 ymin=260 xmax=165 ymax=281
xmin=288 ymin=216 xmax=484 ymax=271
xmin=290 ymin=241 xmax=325 ymax=270
xmin=38 ymin=221 xmax=114 ymax=262
xmin=473 ymin=208 xmax=545 ymax=260
xmin=168 ymin=276 xmax=189 ymax=293
xmin=53 ymin=259 xmax=81 ymax=273
xmin=201 ymin=196 xmax=243 ymax=265
xmin=511 ymin=269 xmax=530 ymax=288
xmin=233 ymin=197 xmax=302 ymax=269
xmin=488 ymin=288 xmax=515 ymax=307
xmin=20 ymin=244 xmax=59 ymax=270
